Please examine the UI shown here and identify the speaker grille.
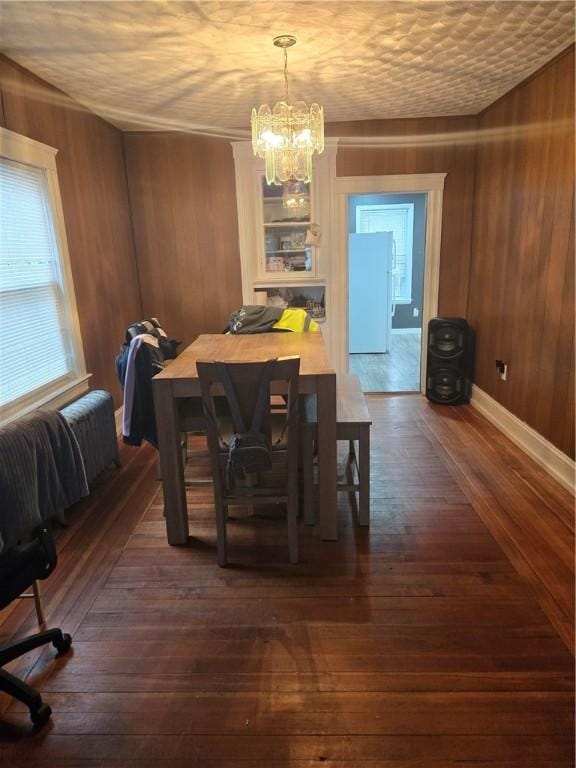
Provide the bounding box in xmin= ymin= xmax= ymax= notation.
xmin=427 ymin=367 xmax=465 ymax=403
xmin=429 ymin=322 xmax=464 ymax=358
xmin=427 ymin=368 xmax=466 ymax=403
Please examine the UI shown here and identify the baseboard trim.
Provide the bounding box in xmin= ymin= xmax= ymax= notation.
xmin=114 ymin=406 xmax=123 ymax=438
xmin=471 ymin=385 xmax=575 ymax=495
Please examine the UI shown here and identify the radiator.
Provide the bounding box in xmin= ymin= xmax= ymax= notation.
xmin=60 ymin=390 xmax=120 ymax=485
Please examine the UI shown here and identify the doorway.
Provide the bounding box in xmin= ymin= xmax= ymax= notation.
xmin=348 ymin=193 xmax=426 ymax=393
xmin=331 ymin=173 xmax=445 ymax=391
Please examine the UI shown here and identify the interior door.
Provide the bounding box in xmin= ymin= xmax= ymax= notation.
xmin=348 ymin=232 xmax=393 ymax=354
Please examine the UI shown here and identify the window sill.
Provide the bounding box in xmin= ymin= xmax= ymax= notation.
xmin=0 ymin=373 xmax=92 ymax=427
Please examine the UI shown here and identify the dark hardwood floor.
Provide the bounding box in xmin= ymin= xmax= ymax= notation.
xmin=0 ymin=395 xmax=574 ymax=766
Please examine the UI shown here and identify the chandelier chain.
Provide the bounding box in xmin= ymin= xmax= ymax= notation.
xmin=283 ymin=47 xmax=289 ymax=103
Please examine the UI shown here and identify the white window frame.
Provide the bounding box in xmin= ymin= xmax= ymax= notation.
xmin=355 ymin=202 xmax=415 ymax=305
xmin=0 ymin=127 xmax=89 ymax=424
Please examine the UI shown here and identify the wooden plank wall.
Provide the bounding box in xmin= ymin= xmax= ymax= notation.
xmin=123 ymin=132 xmax=243 ymax=348
xmin=330 ymin=117 xmax=478 ymax=318
xmin=468 ymin=47 xmax=575 ymax=458
xmin=2 ymin=51 xmax=573 ymax=459
xmin=0 ymin=56 xmax=142 ymax=406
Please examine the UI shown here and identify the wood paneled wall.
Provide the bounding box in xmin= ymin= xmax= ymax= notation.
xmin=123 ymin=132 xmax=242 ymax=348
xmin=468 ymin=48 xmax=575 ymax=458
xmin=328 ymin=117 xmax=478 ymax=318
xmin=0 ymin=56 xmax=142 ymax=405
xmin=123 ymin=119 xmax=477 ymax=341
xmin=4 ymin=50 xmax=572 ymax=459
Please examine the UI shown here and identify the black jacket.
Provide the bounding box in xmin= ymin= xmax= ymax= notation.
xmin=115 ymin=320 xmax=180 ymax=447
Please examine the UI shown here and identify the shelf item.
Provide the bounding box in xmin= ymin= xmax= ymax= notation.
xmin=265 ymin=249 xmax=312 ymax=273
xmin=266 ymin=256 xmax=285 ymax=273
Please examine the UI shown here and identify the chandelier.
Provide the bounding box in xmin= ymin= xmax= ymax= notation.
xmin=251 ymin=35 xmax=324 ymax=185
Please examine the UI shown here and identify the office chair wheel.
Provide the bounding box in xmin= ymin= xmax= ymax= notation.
xmin=53 ymin=632 xmax=72 ymax=655
xmin=30 ymin=702 xmax=52 ymax=727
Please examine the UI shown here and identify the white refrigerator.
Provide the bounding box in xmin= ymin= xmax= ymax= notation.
xmin=348 ymin=231 xmax=394 ymax=354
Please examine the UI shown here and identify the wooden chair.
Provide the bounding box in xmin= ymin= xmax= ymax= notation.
xmin=154 ymin=399 xmax=208 ymax=484
xmin=177 ymin=399 xmax=213 ymax=485
xmin=197 ymin=356 xmax=300 ymax=566
xmin=301 ymin=373 xmax=371 ymax=526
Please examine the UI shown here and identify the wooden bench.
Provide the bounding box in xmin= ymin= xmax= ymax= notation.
xmin=301 ymin=373 xmax=371 ymax=526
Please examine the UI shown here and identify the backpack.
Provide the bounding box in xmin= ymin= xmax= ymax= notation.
xmin=228 ymin=306 xmax=283 ymax=334
xmin=227 ymin=305 xmax=317 ymax=334
xmin=216 ymin=360 xmax=276 ymax=487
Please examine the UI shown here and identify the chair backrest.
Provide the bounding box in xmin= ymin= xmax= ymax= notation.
xmin=197 ymin=356 xmax=300 ymax=495
xmin=0 ymin=526 xmax=57 ymax=610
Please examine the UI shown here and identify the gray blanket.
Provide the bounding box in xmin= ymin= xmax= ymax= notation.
xmin=0 ymin=410 xmax=89 ymax=553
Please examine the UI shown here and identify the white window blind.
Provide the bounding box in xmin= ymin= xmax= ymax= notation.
xmin=0 ymin=157 xmax=75 ymax=409
xmin=356 ymin=203 xmax=415 ymax=303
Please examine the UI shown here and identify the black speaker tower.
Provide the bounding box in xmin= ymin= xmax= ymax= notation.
xmin=426 ymin=317 xmax=474 ymax=405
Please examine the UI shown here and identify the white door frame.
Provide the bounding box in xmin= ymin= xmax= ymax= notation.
xmin=331 ymin=173 xmax=447 ymax=393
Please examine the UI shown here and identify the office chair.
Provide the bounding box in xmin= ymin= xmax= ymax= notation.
xmin=0 ymin=523 xmax=71 ymax=726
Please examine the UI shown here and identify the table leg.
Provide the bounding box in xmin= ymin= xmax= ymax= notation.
xmin=358 ymin=426 xmax=370 ymax=526
xmin=316 ymin=372 xmax=338 ymax=540
xmin=153 ymin=379 xmax=188 ymax=544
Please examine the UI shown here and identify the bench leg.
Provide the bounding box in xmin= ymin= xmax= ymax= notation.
xmin=287 ymin=452 xmax=299 ymax=565
xmin=345 ymin=440 xmax=358 ymax=514
xmin=216 ymin=502 xmax=228 ymax=567
xmin=302 ymin=428 xmax=316 ymax=526
xmin=358 ymin=426 xmax=370 ymax=526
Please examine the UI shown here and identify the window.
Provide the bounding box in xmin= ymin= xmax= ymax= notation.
xmin=356 ymin=203 xmax=415 ymax=303
xmin=0 ymin=128 xmax=88 ymax=423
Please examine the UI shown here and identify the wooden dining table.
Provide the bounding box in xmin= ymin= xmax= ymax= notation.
xmin=152 ymin=332 xmax=338 ymax=544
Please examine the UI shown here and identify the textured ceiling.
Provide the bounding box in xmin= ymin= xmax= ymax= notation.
xmin=0 ymin=1 xmax=574 ymax=134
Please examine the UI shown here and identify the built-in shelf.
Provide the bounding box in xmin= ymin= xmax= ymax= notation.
xmin=232 ymin=139 xmax=338 ymax=367
xmin=253 ymin=283 xmax=326 ymax=322
xmin=263 ymin=195 xmax=310 ymax=202
xmin=264 ymin=221 xmax=310 ymax=228
xmin=266 ymin=249 xmax=308 ymax=254
xmin=253 ymin=277 xmax=326 ymax=288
